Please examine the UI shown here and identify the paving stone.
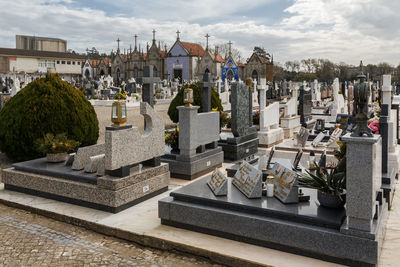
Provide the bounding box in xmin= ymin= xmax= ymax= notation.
xmin=0 ymin=203 xmax=223 ymax=266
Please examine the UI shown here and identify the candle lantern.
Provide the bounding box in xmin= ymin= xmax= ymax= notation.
xmin=184 ymin=88 xmax=193 ymax=106
xmin=111 ymin=100 xmax=127 ymax=127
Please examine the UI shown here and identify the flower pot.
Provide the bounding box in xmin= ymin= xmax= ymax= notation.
xmin=46 ymin=152 xmax=68 ymax=163
xmin=317 ymin=190 xmax=346 ymax=209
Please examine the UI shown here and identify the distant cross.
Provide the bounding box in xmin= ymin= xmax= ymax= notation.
xmin=228 ymin=41 xmax=233 ymax=57
xmin=117 ymin=38 xmax=120 ymax=51
xmin=205 ymin=33 xmax=210 ymax=50
xmin=134 ymin=34 xmax=138 ymax=50
xmin=152 ymin=29 xmax=156 ymax=41
xmin=176 ymin=30 xmax=180 ymax=40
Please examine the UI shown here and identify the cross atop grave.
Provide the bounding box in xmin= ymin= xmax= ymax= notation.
xmin=137 ymin=65 xmax=161 ymax=107
xmin=205 ymin=33 xmax=210 ymax=50
xmin=134 ymin=34 xmax=138 ymax=50
xmin=228 ymin=41 xmax=233 ymax=57
xmin=152 ymin=29 xmax=156 ymax=42
xmin=117 ymin=38 xmax=120 ymax=52
xmin=176 ymin=30 xmax=180 ymax=40
xmin=199 ymin=72 xmax=214 ymax=112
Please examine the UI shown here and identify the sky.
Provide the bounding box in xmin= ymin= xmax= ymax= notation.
xmin=0 ymin=0 xmax=399 ymax=66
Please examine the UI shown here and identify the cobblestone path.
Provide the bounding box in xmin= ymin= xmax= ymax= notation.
xmin=0 ymin=204 xmax=222 ymax=267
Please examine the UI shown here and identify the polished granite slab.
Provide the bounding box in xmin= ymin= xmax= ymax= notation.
xmin=170 ymin=176 xmax=346 ymax=230
xmin=12 ymin=158 xmax=98 ymax=184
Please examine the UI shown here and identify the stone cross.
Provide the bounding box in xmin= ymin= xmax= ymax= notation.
xmin=228 ymin=41 xmax=232 ymax=57
xmin=257 ymin=78 xmax=268 ymax=130
xmin=152 ymin=29 xmax=156 ymax=41
xmin=199 ymin=73 xmax=214 ymax=112
xmin=139 ymin=65 xmax=160 ymax=108
xmin=117 ymin=38 xmax=120 ymax=51
xmin=176 ymin=30 xmax=180 ymax=40
xmin=205 ymin=33 xmax=210 ymax=50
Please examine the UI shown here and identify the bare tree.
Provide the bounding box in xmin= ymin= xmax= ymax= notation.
xmin=209 ymin=43 xmax=243 ymax=62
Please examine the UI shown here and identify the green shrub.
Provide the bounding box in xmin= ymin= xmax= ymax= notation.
xmin=0 ymin=73 xmax=99 ymax=161
xmin=167 ymin=83 xmax=223 ymax=123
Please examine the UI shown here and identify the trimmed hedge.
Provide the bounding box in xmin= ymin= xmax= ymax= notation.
xmin=0 ymin=73 xmax=99 ymax=161
xmin=168 ymin=83 xmax=223 ymax=123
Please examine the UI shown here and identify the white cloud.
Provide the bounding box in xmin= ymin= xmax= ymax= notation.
xmin=0 ymin=0 xmax=399 ymax=66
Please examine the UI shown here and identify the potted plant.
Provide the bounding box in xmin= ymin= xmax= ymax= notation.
xmin=299 ymin=150 xmax=346 ymax=208
xmin=36 ymin=133 xmax=80 ymax=162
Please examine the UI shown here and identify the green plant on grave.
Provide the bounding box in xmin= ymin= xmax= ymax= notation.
xmin=165 ymin=126 xmax=179 ymax=150
xmin=0 ymin=72 xmax=99 ymax=161
xmin=299 ymin=142 xmax=347 ymax=199
xmin=167 ymin=83 xmax=223 ymax=123
xmin=35 ymin=133 xmax=80 ymax=154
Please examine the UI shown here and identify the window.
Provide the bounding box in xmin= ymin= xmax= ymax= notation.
xmin=67 ymin=61 xmax=71 ymax=65
xmin=57 ymin=61 xmax=60 ymax=64
xmin=78 ymin=62 xmax=80 ymax=65
xmin=61 ymin=61 xmax=65 ymax=64
xmin=72 ymin=61 xmax=75 ymax=65
xmin=38 ymin=60 xmax=56 ymax=69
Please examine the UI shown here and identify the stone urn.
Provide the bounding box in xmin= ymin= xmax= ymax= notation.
xmin=317 ymin=190 xmax=346 ymax=209
xmin=46 ymin=152 xmax=68 ymax=163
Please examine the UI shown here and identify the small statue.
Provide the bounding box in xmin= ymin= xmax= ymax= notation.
xmin=351 ymin=61 xmax=373 ymax=137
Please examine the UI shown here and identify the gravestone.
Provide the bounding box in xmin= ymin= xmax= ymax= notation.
xmin=3 ymin=102 xmax=170 ymax=213
xmin=233 ymin=161 xmax=262 ymax=198
xmin=161 ymin=81 xmax=224 ymax=179
xmin=258 ymin=78 xmax=284 ymax=147
xmin=380 ymin=75 xmax=397 ymax=206
xmin=269 ymin=162 xmax=299 ymax=203
xmin=207 ymin=168 xmax=227 ymax=196
xmin=137 ymin=65 xmax=160 ymax=108
xmin=299 ymin=88 xmax=315 ymax=129
xmin=199 ymin=73 xmax=214 ymax=112
xmin=325 ymin=128 xmax=342 ymax=148
xmin=295 ymin=127 xmax=309 ymax=147
xmin=159 ymin=130 xmax=389 ymax=267
xmin=280 ymin=85 xmax=301 ymax=138
xmin=312 ymin=132 xmax=325 ymax=147
xmin=219 ymin=82 xmax=259 ymax=160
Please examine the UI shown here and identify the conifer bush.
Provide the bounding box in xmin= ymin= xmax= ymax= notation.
xmin=167 ymin=83 xmax=223 ymax=123
xmin=0 ymin=73 xmax=99 ymax=161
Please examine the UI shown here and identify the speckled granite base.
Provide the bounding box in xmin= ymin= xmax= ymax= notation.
xmin=2 ymin=163 xmax=170 ymax=213
xmin=218 ymin=134 xmax=259 ymax=161
xmin=161 ymin=148 xmax=223 ymax=180
xmin=159 ymin=176 xmax=387 ymax=267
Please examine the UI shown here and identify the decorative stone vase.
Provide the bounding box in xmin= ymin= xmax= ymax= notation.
xmin=317 ymin=190 xmax=346 ymax=209
xmin=46 ymin=152 xmax=68 ymax=163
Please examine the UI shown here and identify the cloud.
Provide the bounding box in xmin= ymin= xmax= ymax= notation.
xmin=0 ymin=0 xmax=398 ymax=66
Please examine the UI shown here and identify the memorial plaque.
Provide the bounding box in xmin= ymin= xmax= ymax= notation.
xmin=293 ymin=149 xmax=303 ymax=170
xmin=296 ymin=127 xmax=309 ymax=147
xmin=207 ymin=168 xmax=228 ymax=196
xmin=312 ymin=132 xmax=325 ymax=147
xmin=269 ymin=162 xmax=299 ymax=204
xmin=326 ymin=128 xmax=342 ymax=148
xmin=233 ymin=161 xmax=262 ymax=198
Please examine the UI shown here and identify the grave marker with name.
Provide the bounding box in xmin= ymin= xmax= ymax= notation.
xmin=270 ymin=162 xmax=299 ymax=204
xmin=207 ymin=168 xmax=228 ymax=196
xmin=233 ymin=161 xmax=262 ymax=198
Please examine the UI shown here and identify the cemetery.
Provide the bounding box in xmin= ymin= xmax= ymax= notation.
xmin=0 ymin=37 xmax=400 ymax=266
